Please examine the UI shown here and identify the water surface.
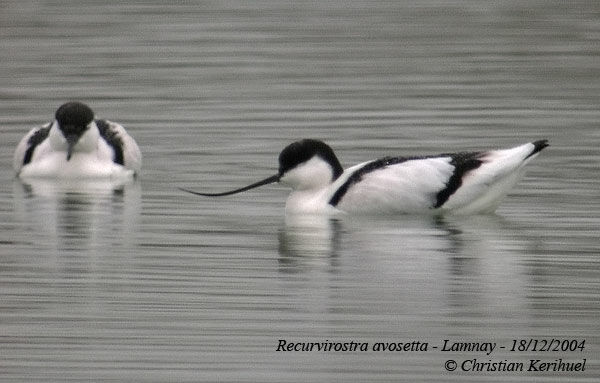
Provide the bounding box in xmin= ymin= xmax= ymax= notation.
xmin=1 ymin=1 xmax=599 ymax=381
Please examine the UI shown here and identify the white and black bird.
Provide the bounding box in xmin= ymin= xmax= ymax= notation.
xmin=180 ymin=138 xmax=549 ymax=215
xmin=13 ymin=101 xmax=142 ymax=179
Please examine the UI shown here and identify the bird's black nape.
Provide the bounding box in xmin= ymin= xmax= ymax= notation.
xmin=278 ymin=139 xmax=343 ymax=180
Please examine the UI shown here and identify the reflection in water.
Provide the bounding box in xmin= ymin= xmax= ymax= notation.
xmin=12 ymin=178 xmax=141 ymax=253
xmin=277 ymin=213 xmax=532 ymax=323
xmin=436 ymin=215 xmax=530 ymax=325
xmin=278 ymin=214 xmax=343 ymax=272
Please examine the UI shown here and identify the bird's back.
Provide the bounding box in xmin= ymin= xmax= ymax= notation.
xmin=329 ymin=141 xmax=548 ymax=215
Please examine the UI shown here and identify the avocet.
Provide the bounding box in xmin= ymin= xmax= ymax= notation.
xmin=14 ymin=101 xmax=141 ymax=179
xmin=180 ymin=139 xmax=548 ymax=215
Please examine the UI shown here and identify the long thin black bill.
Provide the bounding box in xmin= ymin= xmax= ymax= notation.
xmin=66 ymin=134 xmax=79 ymax=161
xmin=179 ymin=174 xmax=280 ymax=197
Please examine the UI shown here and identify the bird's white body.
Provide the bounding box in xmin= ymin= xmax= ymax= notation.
xmin=280 ymin=142 xmax=545 ymax=215
xmin=14 ymin=105 xmax=141 ymax=180
xmin=180 ymin=138 xmax=548 ymax=216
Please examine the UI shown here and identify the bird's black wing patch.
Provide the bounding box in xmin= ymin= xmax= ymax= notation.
xmin=328 ymin=151 xmax=485 ymax=208
xmin=96 ymin=120 xmax=124 ymax=165
xmin=23 ymin=123 xmax=52 ymax=166
xmin=433 ymin=151 xmax=484 ymax=208
xmin=329 ymin=155 xmax=423 ymax=207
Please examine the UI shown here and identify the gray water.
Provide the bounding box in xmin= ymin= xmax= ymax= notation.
xmin=1 ymin=1 xmax=599 ymax=382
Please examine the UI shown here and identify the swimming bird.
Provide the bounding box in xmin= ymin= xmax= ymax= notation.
xmin=180 ymin=139 xmax=548 ymax=215
xmin=13 ymin=101 xmax=142 ymax=179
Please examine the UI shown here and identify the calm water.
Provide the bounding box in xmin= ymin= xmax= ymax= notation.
xmin=1 ymin=1 xmax=599 ymax=381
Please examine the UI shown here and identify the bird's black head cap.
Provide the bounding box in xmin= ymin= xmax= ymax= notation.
xmin=55 ymin=101 xmax=94 ymax=135
xmin=278 ymin=139 xmax=343 ymax=180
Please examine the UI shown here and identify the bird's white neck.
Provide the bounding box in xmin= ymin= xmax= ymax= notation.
xmin=279 ymin=156 xmax=336 ymax=191
xmin=49 ymin=121 xmax=99 ymax=155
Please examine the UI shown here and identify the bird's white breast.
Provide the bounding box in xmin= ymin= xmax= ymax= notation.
xmin=17 ymin=124 xmax=134 ymax=179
